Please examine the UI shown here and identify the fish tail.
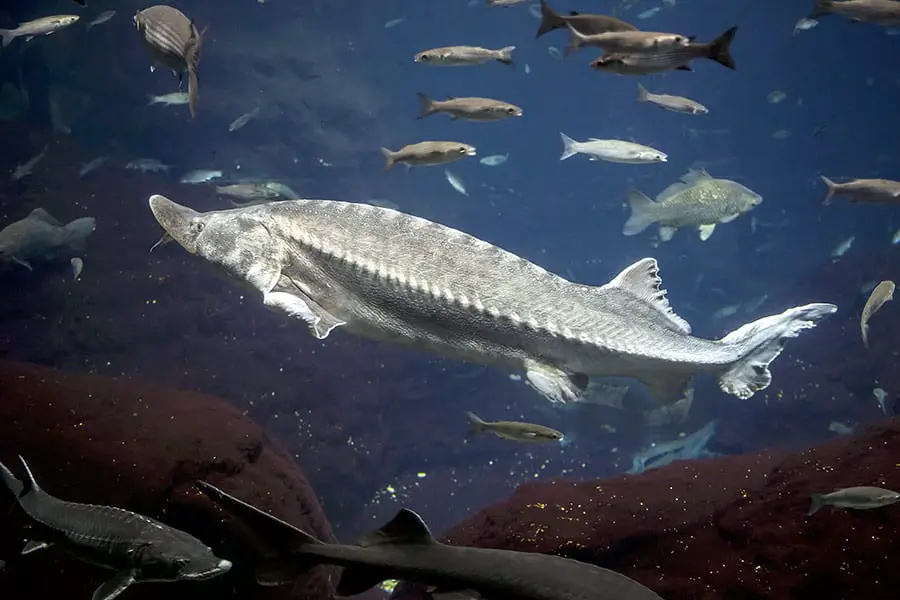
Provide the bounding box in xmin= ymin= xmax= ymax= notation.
xmin=717 ymin=303 xmax=837 ymax=400
xmin=465 ymin=411 xmax=487 ymax=435
xmin=622 ymin=189 xmax=658 ymax=236
xmin=636 ymin=83 xmax=649 ymax=102
xmin=563 ymin=27 xmax=582 ymax=57
xmin=187 ymin=66 xmax=199 ymax=119
xmin=0 ymin=29 xmax=15 ymax=48
xmin=415 ymin=92 xmax=436 ymax=119
xmin=380 ymin=147 xmax=396 ymax=171
xmin=536 ymin=0 xmax=565 ymax=38
xmin=707 ymin=26 xmax=738 ymax=70
xmin=63 ymin=217 xmax=96 ymax=251
xmin=559 ymin=131 xmax=579 ymax=161
xmin=820 ymin=175 xmax=837 ymax=205
xmin=496 ymin=45 xmax=516 ymax=66
xmin=809 ymin=0 xmax=834 ymax=19
xmin=808 ymin=493 xmax=826 ymax=515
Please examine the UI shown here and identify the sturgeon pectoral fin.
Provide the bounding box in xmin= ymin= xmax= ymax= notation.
xmin=658 ymin=226 xmax=677 ymax=242
xmin=698 ymin=224 xmax=716 ymax=240
xmin=92 ymin=571 xmax=136 ymax=600
xmin=263 ymin=291 xmax=345 ymax=340
xmin=524 ymin=360 xmax=588 ymax=404
xmin=11 ymin=257 xmax=33 ymax=271
xmin=21 ymin=540 xmax=51 ymax=555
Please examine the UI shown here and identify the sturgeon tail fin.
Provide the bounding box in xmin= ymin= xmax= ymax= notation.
xmin=718 ymin=303 xmax=837 ymax=399
xmin=808 ymin=493 xmax=826 ymax=516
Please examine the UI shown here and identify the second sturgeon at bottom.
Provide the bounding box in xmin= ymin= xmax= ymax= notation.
xmin=148 ymin=194 xmax=836 ymax=405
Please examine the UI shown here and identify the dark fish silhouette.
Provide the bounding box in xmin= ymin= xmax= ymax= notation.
xmin=0 ymin=456 xmax=231 ymax=600
xmin=535 ymin=0 xmax=637 ymax=38
xmin=197 ymin=481 xmax=666 ymax=600
xmin=134 ymin=5 xmax=204 ymax=119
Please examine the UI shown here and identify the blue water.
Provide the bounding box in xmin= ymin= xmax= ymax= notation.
xmin=2 ymin=0 xmax=899 ymax=546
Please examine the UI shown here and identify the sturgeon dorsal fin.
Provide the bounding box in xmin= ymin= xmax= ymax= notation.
xmin=605 ymin=258 xmax=692 ymax=334
xmin=18 ymin=456 xmax=40 ymax=495
xmin=27 ymin=208 xmax=61 ymax=226
xmin=355 ymin=508 xmax=434 ymax=547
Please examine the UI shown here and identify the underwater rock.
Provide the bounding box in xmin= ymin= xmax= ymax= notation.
xmin=439 ymin=417 xmax=900 ymax=600
xmin=0 ymin=359 xmax=335 ymax=600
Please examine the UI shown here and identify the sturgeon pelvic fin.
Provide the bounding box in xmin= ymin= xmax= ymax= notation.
xmin=718 ymin=303 xmax=838 ymax=399
xmin=263 ymin=289 xmax=345 ymax=340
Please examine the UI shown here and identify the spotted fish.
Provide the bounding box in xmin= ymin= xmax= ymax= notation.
xmin=148 ymin=195 xmax=837 ymax=405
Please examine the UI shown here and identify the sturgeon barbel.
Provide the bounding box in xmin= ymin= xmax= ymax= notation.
xmin=148 ymin=195 xmax=836 ymax=405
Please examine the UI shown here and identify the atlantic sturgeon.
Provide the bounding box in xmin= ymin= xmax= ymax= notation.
xmin=148 ymin=194 xmax=837 ymax=405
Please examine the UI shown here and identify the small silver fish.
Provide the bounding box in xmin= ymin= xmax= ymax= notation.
xmin=831 ymin=236 xmax=855 ymax=259
xmin=636 ymin=84 xmax=708 ymax=115
xmin=566 ymin=27 xmax=692 ymax=57
xmin=808 ymin=486 xmax=900 ymax=516
xmin=793 ymin=17 xmax=819 ymax=35
xmin=79 ymin=156 xmax=109 ymax=178
xmin=126 ymin=158 xmax=171 ymax=173
xmin=0 ymin=15 xmax=79 ymax=47
xmin=148 ymin=92 xmax=190 ymax=106
xmin=180 ymin=169 xmax=223 ymax=184
xmin=416 ymin=93 xmax=522 ymax=122
xmin=465 ymin=411 xmax=564 ymax=443
xmin=86 ymin=10 xmax=116 ymax=31
xmin=414 ymin=45 xmax=516 ymax=67
xmin=591 ymin=26 xmax=737 ymax=74
xmin=861 ymin=280 xmax=895 ymax=348
xmin=228 ymin=107 xmax=261 ymax=132
xmin=560 ymin=132 xmax=666 ymax=164
xmin=480 ymin=154 xmax=509 ymax=166
xmin=12 ymin=145 xmax=49 ymax=181
xmin=820 ymin=176 xmax=900 ymax=205
xmin=444 ymin=170 xmax=468 ymax=196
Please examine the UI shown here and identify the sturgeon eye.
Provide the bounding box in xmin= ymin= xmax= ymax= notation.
xmin=190 ymin=221 xmax=205 ymax=234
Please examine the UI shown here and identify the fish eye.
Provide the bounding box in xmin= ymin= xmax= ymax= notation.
xmin=419 ymin=54 xmax=431 ymax=62
xmin=506 ymin=107 xmax=517 ymax=114
xmin=458 ymin=147 xmax=467 ymax=154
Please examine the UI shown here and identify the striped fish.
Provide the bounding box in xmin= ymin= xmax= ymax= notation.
xmin=134 ymin=5 xmax=203 ymax=118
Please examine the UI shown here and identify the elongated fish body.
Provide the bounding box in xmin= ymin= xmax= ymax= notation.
xmin=414 ymin=45 xmax=516 ymax=66
xmin=810 ymin=0 xmax=900 ymax=25
xmin=148 ymin=194 xmax=836 ymax=405
xmin=559 ymin=133 xmax=667 ymax=164
xmin=808 ymin=486 xmax=900 ymax=515
xmin=199 ymin=482 xmax=665 ymax=600
xmin=0 ymin=457 xmax=231 ymax=600
xmin=592 ymin=26 xmax=738 ymax=74
xmin=535 ymin=0 xmax=637 ymax=38
xmin=820 ymin=176 xmax=900 ymax=205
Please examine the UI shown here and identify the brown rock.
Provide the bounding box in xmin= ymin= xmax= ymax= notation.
xmin=440 ymin=418 xmax=900 ymax=600
xmin=0 ymin=359 xmax=334 ymax=600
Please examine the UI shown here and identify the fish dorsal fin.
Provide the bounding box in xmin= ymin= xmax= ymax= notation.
xmin=355 ymin=509 xmax=434 ymax=547
xmin=605 ymin=258 xmax=692 ymax=334
xmin=680 ymin=168 xmax=712 ymax=185
xmin=18 ymin=456 xmax=40 ymax=495
xmin=27 ymin=208 xmax=61 ymax=226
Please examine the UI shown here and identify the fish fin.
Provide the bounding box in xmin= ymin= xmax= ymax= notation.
xmin=862 ymin=322 xmax=869 ymax=348
xmin=524 ymin=360 xmax=589 ymax=404
xmin=536 ymin=0 xmax=565 ymax=38
xmin=680 ymin=168 xmax=712 ymax=185
xmin=21 ymin=541 xmax=51 ymax=555
xmin=719 ymin=213 xmax=740 ymax=223
xmin=415 ymin=92 xmax=435 ymax=119
xmin=17 ymin=457 xmax=40 ymax=496
xmin=27 ymin=208 xmax=62 ymax=226
xmin=91 ymin=571 xmax=136 ymax=600
xmin=639 ymin=374 xmax=692 ymax=406
xmin=197 ymin=481 xmax=324 ymax=551
xmin=820 ymin=175 xmax=837 ymax=205
xmin=355 ymin=509 xmax=435 ymax=547
xmin=496 ymin=45 xmax=516 ymax=66
xmin=807 ymin=493 xmax=826 ymax=516
xmin=622 ymin=189 xmax=658 ymax=236
xmin=380 ymin=147 xmax=396 ymax=171
xmin=656 ymin=226 xmax=677 ymax=242
xmin=559 ymin=132 xmax=579 ymax=160
xmin=698 ymin=224 xmax=716 ymax=240
xmin=0 ymin=29 xmax=14 ymax=48
xmin=24 ymin=36 xmax=34 ymax=42
xmin=636 ymin=83 xmax=649 ymax=102
xmin=707 ymin=26 xmax=737 ymax=70
xmin=605 ymin=258 xmax=692 ymax=334
xmin=808 ymin=0 xmax=834 ymax=19
xmin=263 ymin=290 xmax=345 ymax=340
xmin=676 ymin=65 xmax=693 ymax=71
xmin=718 ymin=303 xmax=837 ymax=399
xmin=11 ymin=257 xmax=33 ymax=271
xmin=465 ymin=411 xmax=487 ymax=436
xmin=187 ymin=66 xmax=199 ymax=119
xmin=563 ymin=27 xmax=582 ymax=57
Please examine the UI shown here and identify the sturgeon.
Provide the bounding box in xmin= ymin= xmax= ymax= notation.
xmin=0 ymin=456 xmax=231 ymax=600
xmin=148 ymin=195 xmax=837 ymax=405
